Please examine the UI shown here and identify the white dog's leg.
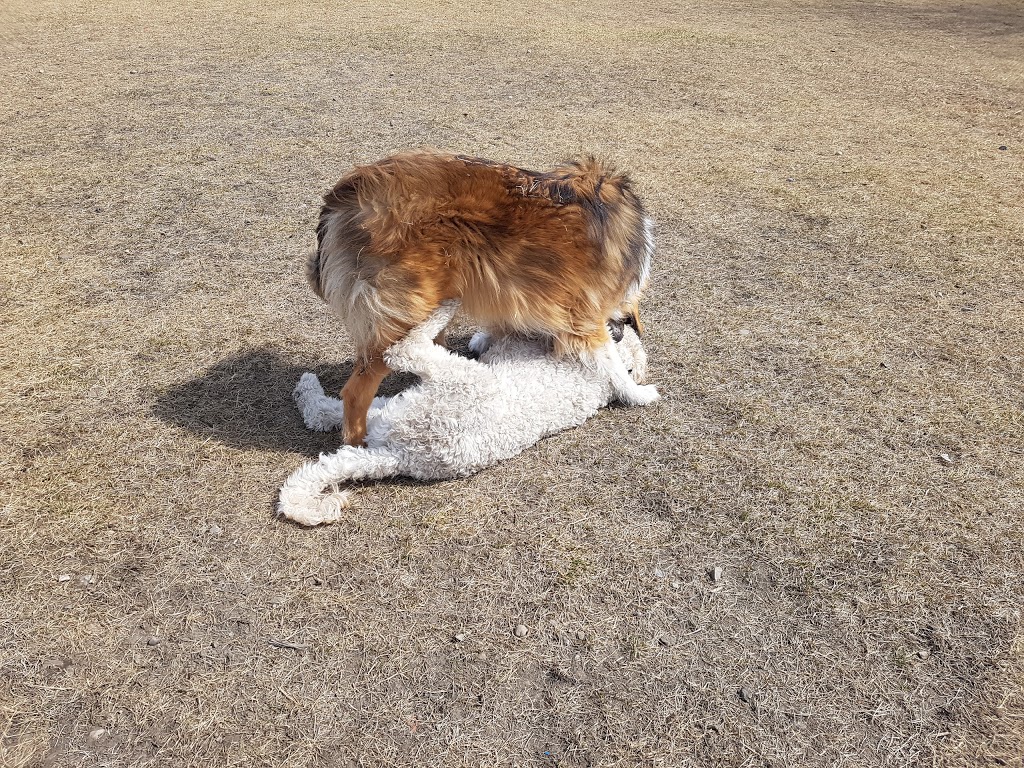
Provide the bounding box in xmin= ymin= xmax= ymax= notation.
xmin=385 ymin=303 xmax=485 ymax=381
xmin=293 ymin=372 xmax=346 ymax=431
xmin=294 ymin=303 xmax=463 ymax=432
xmin=294 ymin=374 xmax=388 ymax=431
xmin=405 ymin=300 xmax=461 ymax=346
xmin=593 ymin=339 xmax=659 ymax=406
xmin=278 ymin=446 xmax=403 ymax=526
xmin=385 ymin=335 xmax=484 ymax=381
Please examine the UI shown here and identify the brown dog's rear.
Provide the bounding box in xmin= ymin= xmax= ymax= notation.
xmin=311 ymin=150 xmax=653 ymax=445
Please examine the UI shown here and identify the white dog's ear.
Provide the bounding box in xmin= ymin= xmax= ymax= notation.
xmin=608 ymin=317 xmax=625 ymax=343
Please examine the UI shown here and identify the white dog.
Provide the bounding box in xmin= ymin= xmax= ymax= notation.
xmin=278 ymin=301 xmax=657 ymax=526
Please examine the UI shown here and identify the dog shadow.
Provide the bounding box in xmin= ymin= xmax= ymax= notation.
xmin=151 ymin=347 xmax=417 ymax=455
xmin=152 ymin=336 xmax=477 ymax=456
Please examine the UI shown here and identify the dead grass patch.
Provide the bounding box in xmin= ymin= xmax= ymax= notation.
xmin=2 ymin=0 xmax=1023 ymax=766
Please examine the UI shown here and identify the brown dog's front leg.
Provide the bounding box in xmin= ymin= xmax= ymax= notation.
xmin=340 ymin=356 xmax=390 ymax=446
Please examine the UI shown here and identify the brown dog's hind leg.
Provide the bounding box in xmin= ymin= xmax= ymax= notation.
xmin=337 ymin=271 xmax=450 ymax=445
xmin=340 ymin=355 xmax=391 ymax=446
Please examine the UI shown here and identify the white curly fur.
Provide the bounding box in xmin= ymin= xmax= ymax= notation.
xmin=278 ymin=301 xmax=658 ymax=526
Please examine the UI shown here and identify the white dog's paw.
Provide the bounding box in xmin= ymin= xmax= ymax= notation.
xmin=468 ymin=331 xmax=492 ymax=357
xmin=619 ymin=383 xmax=660 ymax=407
xmin=294 ymin=372 xmax=324 ymax=403
xmin=277 ymin=487 xmax=352 ymax=526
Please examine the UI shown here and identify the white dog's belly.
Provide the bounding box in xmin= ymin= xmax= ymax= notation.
xmin=367 ymin=371 xmax=606 ymax=480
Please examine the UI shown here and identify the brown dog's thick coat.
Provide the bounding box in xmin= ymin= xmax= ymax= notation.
xmin=310 ymin=150 xmax=653 ymax=445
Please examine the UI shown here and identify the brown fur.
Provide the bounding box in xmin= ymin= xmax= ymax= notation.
xmin=310 ymin=150 xmax=653 ymax=444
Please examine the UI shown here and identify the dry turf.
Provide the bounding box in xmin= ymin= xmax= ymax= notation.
xmin=1 ymin=1 xmax=1023 ymax=766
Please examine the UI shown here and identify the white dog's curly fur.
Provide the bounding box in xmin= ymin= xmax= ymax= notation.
xmin=278 ymin=301 xmax=657 ymax=526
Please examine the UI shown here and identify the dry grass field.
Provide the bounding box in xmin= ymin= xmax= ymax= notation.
xmin=2 ymin=0 xmax=1023 ymax=765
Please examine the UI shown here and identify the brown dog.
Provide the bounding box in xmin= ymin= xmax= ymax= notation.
xmin=309 ymin=150 xmax=655 ymax=446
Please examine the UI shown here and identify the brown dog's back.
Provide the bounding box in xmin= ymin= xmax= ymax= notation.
xmin=311 ymin=151 xmax=652 ymax=360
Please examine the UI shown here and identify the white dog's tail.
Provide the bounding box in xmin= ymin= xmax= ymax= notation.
xmin=278 ymin=447 xmax=402 ymax=526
